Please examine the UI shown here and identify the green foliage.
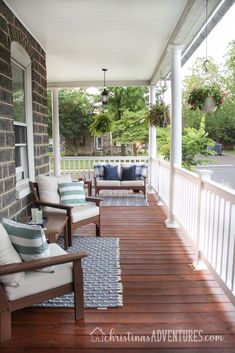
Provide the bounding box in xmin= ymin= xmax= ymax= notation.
xmin=89 ymin=112 xmax=113 ymax=136
xmin=187 ymin=85 xmax=223 ymax=110
xmin=205 ymin=98 xmax=235 ymax=145
xmin=105 ymin=86 xmax=148 ymax=121
xmin=157 ymin=118 xmax=214 ymax=169
xmin=146 ymin=101 xmax=170 ymax=127
xmin=113 ymin=109 xmax=148 ymax=155
xmin=183 ymin=44 xmax=235 ymax=147
xmin=47 ymin=88 xmax=94 ymax=155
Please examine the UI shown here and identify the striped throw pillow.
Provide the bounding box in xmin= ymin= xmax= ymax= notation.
xmin=58 ymin=181 xmax=86 ymax=206
xmin=2 ymin=219 xmax=54 ymax=273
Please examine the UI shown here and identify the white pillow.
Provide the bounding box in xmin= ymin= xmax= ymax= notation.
xmin=0 ymin=224 xmax=25 ymax=287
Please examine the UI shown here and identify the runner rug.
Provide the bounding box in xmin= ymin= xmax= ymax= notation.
xmin=35 ymin=236 xmax=122 ymax=309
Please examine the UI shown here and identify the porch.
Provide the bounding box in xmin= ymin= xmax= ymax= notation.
xmin=1 ymin=194 xmax=235 ymax=352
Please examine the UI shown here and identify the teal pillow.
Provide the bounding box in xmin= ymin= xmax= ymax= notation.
xmin=3 ymin=218 xmax=54 ymax=273
xmin=58 ymin=181 xmax=86 ymax=206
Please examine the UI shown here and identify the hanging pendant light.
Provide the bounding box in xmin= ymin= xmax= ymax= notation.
xmin=101 ymin=68 xmax=108 ymax=105
xmin=203 ymin=0 xmax=209 ymax=72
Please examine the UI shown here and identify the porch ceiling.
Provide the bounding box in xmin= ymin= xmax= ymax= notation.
xmin=5 ymin=0 xmax=223 ymax=87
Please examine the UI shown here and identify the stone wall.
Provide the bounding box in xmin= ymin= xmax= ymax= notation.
xmin=0 ymin=0 xmax=49 ymax=220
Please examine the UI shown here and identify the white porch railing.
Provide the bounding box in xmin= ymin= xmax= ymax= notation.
xmin=49 ymin=155 xmax=235 ymax=303
xmin=151 ymin=157 xmax=235 ymax=303
xmin=49 ymin=156 xmax=149 ymax=179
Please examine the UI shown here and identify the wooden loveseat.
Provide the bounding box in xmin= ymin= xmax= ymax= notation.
xmin=94 ymin=163 xmax=148 ymax=199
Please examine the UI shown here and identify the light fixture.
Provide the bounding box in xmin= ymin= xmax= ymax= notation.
xmin=101 ymin=68 xmax=108 ymax=105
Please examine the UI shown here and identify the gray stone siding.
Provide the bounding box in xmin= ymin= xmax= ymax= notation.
xmin=0 ymin=0 xmax=49 ymax=221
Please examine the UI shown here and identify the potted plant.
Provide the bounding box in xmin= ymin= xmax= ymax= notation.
xmin=187 ymin=85 xmax=223 ymax=112
xmin=89 ymin=112 xmax=113 ymax=136
xmin=146 ymin=100 xmax=170 ymax=127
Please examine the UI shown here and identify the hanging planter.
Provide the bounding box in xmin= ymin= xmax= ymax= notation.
xmin=201 ymin=96 xmax=217 ymax=112
xmin=187 ymin=85 xmax=223 ymax=112
xmin=146 ymin=101 xmax=170 ymax=127
xmin=89 ymin=112 xmax=113 ymax=136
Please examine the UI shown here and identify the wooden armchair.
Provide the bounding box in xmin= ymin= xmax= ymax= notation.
xmin=29 ymin=180 xmax=102 ymax=247
xmin=0 ymin=246 xmax=87 ymax=342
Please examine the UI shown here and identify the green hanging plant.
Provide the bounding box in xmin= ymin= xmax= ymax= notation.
xmin=146 ymin=100 xmax=170 ymax=127
xmin=89 ymin=112 xmax=113 ymax=136
xmin=187 ymin=85 xmax=224 ymax=112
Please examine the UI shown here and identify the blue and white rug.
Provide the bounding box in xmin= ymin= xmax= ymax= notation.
xmin=36 ymin=236 xmax=123 ymax=309
xmin=100 ymin=192 xmax=148 ymax=207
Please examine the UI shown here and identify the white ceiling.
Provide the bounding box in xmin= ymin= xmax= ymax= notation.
xmin=4 ymin=0 xmax=223 ymax=87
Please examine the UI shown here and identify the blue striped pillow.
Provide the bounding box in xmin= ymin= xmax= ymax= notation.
xmin=58 ymin=181 xmax=86 ymax=206
xmin=2 ymin=219 xmax=54 ymax=273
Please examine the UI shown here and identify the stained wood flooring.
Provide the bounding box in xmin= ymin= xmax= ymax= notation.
xmin=1 ymin=194 xmax=235 ymax=352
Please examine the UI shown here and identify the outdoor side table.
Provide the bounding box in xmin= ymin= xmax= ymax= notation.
xmin=19 ymin=214 xmax=69 ymax=250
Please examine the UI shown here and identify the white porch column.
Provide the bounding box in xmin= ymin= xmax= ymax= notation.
xmin=165 ymin=45 xmax=183 ymax=228
xmin=51 ymin=88 xmax=61 ymax=177
xmin=148 ymin=85 xmax=156 ymax=190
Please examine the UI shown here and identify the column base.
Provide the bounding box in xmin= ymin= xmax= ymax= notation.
xmin=157 ymin=199 xmax=164 ymax=206
xmin=147 ymin=186 xmax=155 ymax=194
xmin=165 ymin=218 xmax=180 ymax=228
xmin=192 ymin=260 xmax=207 ymax=271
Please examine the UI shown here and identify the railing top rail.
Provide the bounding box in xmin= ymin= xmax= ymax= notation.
xmin=202 ymin=179 xmax=235 ymax=201
xmin=49 ymin=156 xmax=149 ymax=161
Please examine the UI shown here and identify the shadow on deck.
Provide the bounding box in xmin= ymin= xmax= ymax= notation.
xmin=1 ymin=194 xmax=235 ymax=352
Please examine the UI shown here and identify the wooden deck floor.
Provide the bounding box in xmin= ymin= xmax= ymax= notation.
xmin=1 ymin=194 xmax=235 ymax=352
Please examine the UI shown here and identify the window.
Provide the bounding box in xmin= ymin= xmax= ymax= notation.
xmin=12 ymin=62 xmax=28 ymax=182
xmin=11 ymin=42 xmax=35 ymax=198
xmin=96 ymin=137 xmax=103 ymax=150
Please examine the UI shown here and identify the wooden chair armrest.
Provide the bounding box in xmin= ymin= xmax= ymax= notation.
xmin=85 ymin=196 xmax=103 ymax=206
xmin=35 ymin=200 xmax=73 ymax=212
xmin=0 ymin=252 xmax=88 ymax=276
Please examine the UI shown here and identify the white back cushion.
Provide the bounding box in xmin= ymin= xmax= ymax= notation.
xmin=0 ymin=224 xmax=25 ymax=287
xmin=37 ymin=174 xmax=60 ymax=204
xmin=37 ymin=174 xmax=73 ymax=204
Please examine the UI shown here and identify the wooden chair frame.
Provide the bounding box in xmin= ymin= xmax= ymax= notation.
xmin=94 ymin=176 xmax=147 ymax=198
xmin=29 ymin=182 xmax=102 ymax=247
xmin=0 ymin=251 xmax=87 ymax=342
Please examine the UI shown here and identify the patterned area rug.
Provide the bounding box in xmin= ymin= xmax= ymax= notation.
xmin=35 ymin=236 xmax=123 ymax=309
xmin=100 ymin=191 xmax=148 ymax=207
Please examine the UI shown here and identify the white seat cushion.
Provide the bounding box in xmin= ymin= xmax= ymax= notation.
xmin=71 ymin=203 xmax=99 ymax=223
xmin=4 ymin=244 xmax=73 ymax=301
xmin=97 ymin=180 xmax=121 ymax=187
xmin=120 ymin=180 xmax=144 ymax=187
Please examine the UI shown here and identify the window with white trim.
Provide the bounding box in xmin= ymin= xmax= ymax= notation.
xmin=96 ymin=137 xmax=103 ymax=150
xmin=12 ymin=61 xmax=29 ymax=182
xmin=11 ymin=42 xmax=35 ymax=198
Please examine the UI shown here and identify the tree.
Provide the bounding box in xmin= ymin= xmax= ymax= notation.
xmin=113 ymin=109 xmax=148 ymax=155
xmin=96 ymin=86 xmax=149 ymax=154
xmin=157 ymin=118 xmax=214 ymax=169
xmin=105 ymin=86 xmax=148 ymax=121
xmin=48 ymin=88 xmax=94 ymax=155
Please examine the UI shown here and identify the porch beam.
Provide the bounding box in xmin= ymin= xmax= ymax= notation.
xmin=148 ymin=85 xmax=157 ymax=190
xmin=165 ymin=45 xmax=183 ymax=228
xmin=48 ymin=80 xmax=150 ymax=89
xmin=51 ymin=87 xmax=61 ymax=177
